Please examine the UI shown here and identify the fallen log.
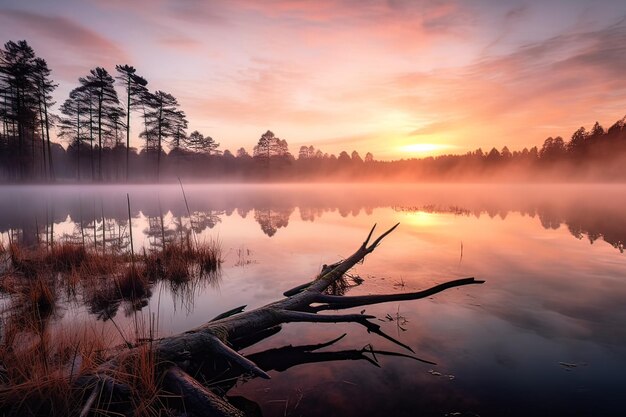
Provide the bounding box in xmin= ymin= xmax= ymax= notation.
xmin=79 ymin=224 xmax=485 ymax=416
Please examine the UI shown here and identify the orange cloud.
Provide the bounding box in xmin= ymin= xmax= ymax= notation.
xmin=2 ymin=1 xmax=626 ymax=159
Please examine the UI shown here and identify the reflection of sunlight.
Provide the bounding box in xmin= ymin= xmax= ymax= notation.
xmin=402 ymin=211 xmax=442 ymax=227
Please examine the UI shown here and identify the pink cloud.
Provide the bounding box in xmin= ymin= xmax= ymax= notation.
xmin=158 ymin=36 xmax=202 ymax=50
xmin=0 ymin=9 xmax=128 ymax=80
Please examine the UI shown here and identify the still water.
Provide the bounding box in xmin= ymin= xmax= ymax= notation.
xmin=1 ymin=184 xmax=625 ymax=416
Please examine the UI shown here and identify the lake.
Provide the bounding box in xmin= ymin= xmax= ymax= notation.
xmin=1 ymin=183 xmax=625 ymax=416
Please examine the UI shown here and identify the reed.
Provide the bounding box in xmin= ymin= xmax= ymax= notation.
xmin=0 ymin=199 xmax=224 ymax=416
xmin=0 ymin=322 xmax=117 ymax=416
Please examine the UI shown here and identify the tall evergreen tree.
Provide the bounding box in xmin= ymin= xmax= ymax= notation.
xmin=140 ymin=90 xmax=187 ymax=180
xmin=32 ymin=57 xmax=57 ymax=181
xmin=185 ymin=130 xmax=219 ymax=154
xmin=58 ymin=86 xmax=89 ymax=180
xmin=79 ymin=67 xmax=123 ymax=181
xmin=115 ymin=65 xmax=148 ymax=181
xmin=0 ymin=40 xmax=39 ymax=180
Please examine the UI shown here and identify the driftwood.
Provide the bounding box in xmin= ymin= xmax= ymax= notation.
xmin=79 ymin=224 xmax=484 ymax=416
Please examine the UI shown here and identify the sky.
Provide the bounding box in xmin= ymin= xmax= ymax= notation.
xmin=1 ymin=0 xmax=626 ymax=160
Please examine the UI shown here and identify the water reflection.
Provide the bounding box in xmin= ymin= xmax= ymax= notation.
xmin=1 ymin=184 xmax=626 ymax=416
xmin=254 ymin=208 xmax=293 ymax=237
xmin=1 ymin=184 xmax=624 ymax=252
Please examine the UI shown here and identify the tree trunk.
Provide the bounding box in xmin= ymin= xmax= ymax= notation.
xmin=77 ymin=225 xmax=484 ymax=416
xmin=156 ymin=105 xmax=162 ymax=182
xmin=43 ymin=89 xmax=54 ymax=182
xmin=76 ymin=107 xmax=81 ymax=181
xmin=38 ymin=93 xmax=47 ymax=181
xmin=126 ymin=77 xmax=131 ymax=182
xmin=89 ymin=100 xmax=94 ymax=182
xmin=97 ymin=91 xmax=103 ymax=182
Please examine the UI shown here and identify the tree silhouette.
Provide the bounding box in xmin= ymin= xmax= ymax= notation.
xmin=185 ymin=130 xmax=220 ymax=155
xmin=590 ymin=121 xmax=604 ymax=137
xmin=298 ymin=145 xmax=317 ymax=160
xmin=32 ymin=58 xmax=57 ymax=181
xmin=253 ymin=130 xmax=283 ymax=159
xmin=567 ymin=127 xmax=588 ymax=156
xmin=79 ymin=67 xmax=124 ymax=181
xmin=236 ymin=147 xmax=250 ymax=158
xmin=338 ymin=151 xmax=350 ymax=163
xmin=170 ymin=111 xmax=188 ymax=153
xmin=115 ymin=65 xmax=148 ymax=181
xmin=540 ymin=136 xmax=566 ymax=161
xmin=140 ymin=90 xmax=187 ymax=180
xmin=58 ymin=86 xmax=90 ymax=180
xmin=0 ymin=41 xmax=38 ymax=180
xmin=351 ymin=150 xmax=363 ymax=164
xmin=1 ymin=40 xmax=626 ymax=184
xmin=253 ymin=130 xmax=291 ymax=174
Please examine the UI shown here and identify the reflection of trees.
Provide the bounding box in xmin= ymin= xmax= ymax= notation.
xmin=82 ymin=277 xmax=151 ymax=321
xmin=190 ymin=210 xmax=222 ymax=233
xmin=144 ymin=215 xmax=177 ymax=250
xmin=393 ymin=204 xmax=625 ymax=253
xmin=538 ymin=206 xmax=563 ymax=230
xmin=338 ymin=207 xmax=362 ymax=217
xmin=565 ymin=213 xmax=625 ymax=253
xmin=299 ymin=207 xmax=326 ymax=222
xmin=236 ymin=207 xmax=251 ymax=219
xmin=253 ymin=208 xmax=294 ymax=237
xmin=2 ymin=187 xmax=625 ymax=253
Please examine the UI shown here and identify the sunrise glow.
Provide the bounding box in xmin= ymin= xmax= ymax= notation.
xmin=400 ymin=143 xmax=453 ymax=156
xmin=1 ymin=1 xmax=626 ymax=416
xmin=402 ymin=211 xmax=443 ymax=228
xmin=1 ymin=1 xmax=625 ymax=160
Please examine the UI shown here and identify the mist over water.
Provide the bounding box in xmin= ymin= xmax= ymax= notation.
xmin=1 ymin=183 xmax=625 ymax=416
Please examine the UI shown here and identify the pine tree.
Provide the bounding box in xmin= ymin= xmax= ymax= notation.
xmin=116 ymin=65 xmax=148 ymax=181
xmin=140 ymin=90 xmax=187 ymax=180
xmin=79 ymin=67 xmax=124 ymax=181
xmin=58 ymin=86 xmax=89 ymax=180
xmin=32 ymin=58 xmax=57 ymax=181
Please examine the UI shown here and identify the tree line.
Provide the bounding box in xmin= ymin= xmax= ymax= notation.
xmin=2 ymin=39 xmax=626 ymax=183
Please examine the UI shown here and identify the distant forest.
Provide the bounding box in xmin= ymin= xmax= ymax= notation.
xmin=2 ymin=39 xmax=626 ymax=183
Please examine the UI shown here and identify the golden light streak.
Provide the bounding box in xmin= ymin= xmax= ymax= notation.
xmin=399 ymin=143 xmax=453 ymax=155
xmin=401 ymin=211 xmax=443 ymax=228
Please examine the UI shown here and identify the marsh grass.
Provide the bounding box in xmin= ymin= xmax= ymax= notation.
xmin=0 ymin=229 xmax=223 ymax=416
xmin=143 ymin=235 xmax=222 ymax=283
xmin=0 ymin=316 xmax=117 ymax=416
xmin=0 ymin=315 xmax=167 ymax=416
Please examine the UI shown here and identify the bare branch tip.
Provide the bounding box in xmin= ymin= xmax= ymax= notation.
xmin=363 ymin=223 xmax=377 ymax=246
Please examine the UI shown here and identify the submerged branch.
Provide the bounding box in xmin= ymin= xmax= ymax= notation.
xmin=312 ymin=277 xmax=485 ymax=311
xmin=1 ymin=224 xmax=482 ymax=417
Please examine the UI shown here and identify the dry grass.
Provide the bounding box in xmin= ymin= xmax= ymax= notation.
xmin=44 ymin=243 xmax=88 ymax=272
xmin=143 ymin=236 xmax=222 ymax=284
xmin=25 ymin=276 xmax=57 ymax=319
xmin=117 ymin=264 xmax=150 ymax=299
xmin=0 ymin=322 xmax=117 ymax=416
xmin=0 ymin=234 xmax=223 ymax=416
xmin=6 ymin=242 xmax=121 ymax=282
xmin=196 ymin=238 xmax=222 ymax=276
xmin=0 ymin=298 xmax=169 ymax=416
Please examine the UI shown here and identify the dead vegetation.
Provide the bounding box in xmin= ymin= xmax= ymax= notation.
xmin=0 ymin=224 xmax=483 ymax=416
xmin=0 ymin=230 xmax=223 ymax=416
